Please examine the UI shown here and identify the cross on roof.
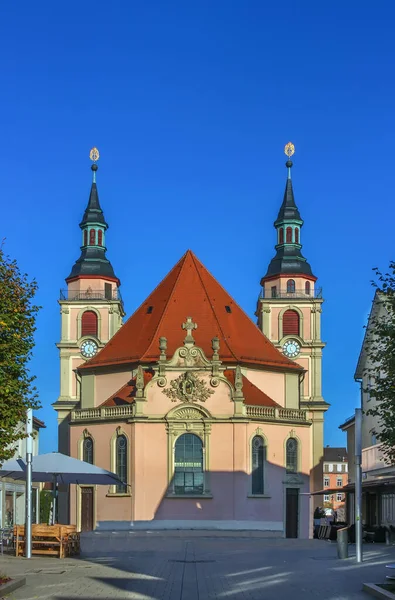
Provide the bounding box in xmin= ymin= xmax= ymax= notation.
xmin=182 ymin=317 xmax=197 ymax=345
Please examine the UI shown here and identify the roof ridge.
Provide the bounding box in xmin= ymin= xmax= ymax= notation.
xmin=190 ymin=252 xmax=238 ymax=362
xmin=142 ymin=250 xmax=192 ymax=358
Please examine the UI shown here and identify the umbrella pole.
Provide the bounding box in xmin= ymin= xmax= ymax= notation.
xmin=25 ymin=409 xmax=33 ymax=558
xmin=52 ymin=475 xmax=57 ymax=525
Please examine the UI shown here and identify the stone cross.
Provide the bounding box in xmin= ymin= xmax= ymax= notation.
xmin=182 ymin=317 xmax=197 ymax=345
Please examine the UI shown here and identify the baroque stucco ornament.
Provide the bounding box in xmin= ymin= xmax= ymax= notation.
xmin=163 ymin=371 xmax=214 ymax=403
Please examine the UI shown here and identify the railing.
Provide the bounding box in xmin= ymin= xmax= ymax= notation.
xmin=246 ymin=406 xmax=308 ymax=422
xmin=362 ymin=443 xmax=388 ymax=473
xmin=71 ymin=405 xmax=134 ymax=421
xmin=60 ymin=289 xmax=122 ymax=301
xmin=259 ymin=287 xmax=323 ymax=300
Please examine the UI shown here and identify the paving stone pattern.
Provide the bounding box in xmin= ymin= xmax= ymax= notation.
xmin=1 ymin=534 xmax=394 ymax=599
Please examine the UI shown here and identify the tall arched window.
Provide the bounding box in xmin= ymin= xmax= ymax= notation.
xmin=83 ymin=230 xmax=88 ymax=246
xmin=98 ymin=230 xmax=103 ymax=246
xmin=174 ymin=433 xmax=203 ymax=495
xmin=305 ymin=281 xmax=311 ymax=295
xmin=89 ymin=229 xmax=96 ymax=245
xmin=283 ymin=309 xmax=300 ymax=336
xmin=286 ymin=279 xmax=296 ymax=293
xmin=251 ymin=436 xmax=265 ymax=495
xmin=286 ymin=227 xmax=292 ymax=243
xmin=279 ymin=228 xmax=284 ymax=244
xmin=116 ymin=435 xmax=127 ymax=493
xmin=83 ymin=437 xmax=94 ymax=464
xmin=286 ymin=438 xmax=298 ymax=473
xmin=295 ymin=228 xmax=299 ymax=244
xmin=81 ymin=310 xmax=98 ymax=337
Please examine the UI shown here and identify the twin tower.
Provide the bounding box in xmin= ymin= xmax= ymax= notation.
xmin=53 ymin=146 xmax=327 ymax=505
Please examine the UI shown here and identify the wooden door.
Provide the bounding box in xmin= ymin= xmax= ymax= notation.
xmin=81 ymin=487 xmax=94 ymax=532
xmin=286 ymin=488 xmax=299 ymax=538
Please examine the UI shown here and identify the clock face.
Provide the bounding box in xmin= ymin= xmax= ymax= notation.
xmin=283 ymin=339 xmax=300 ymax=358
xmin=80 ymin=339 xmax=98 ymax=358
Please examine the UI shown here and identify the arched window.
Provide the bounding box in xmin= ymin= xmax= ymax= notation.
xmin=286 ymin=279 xmax=296 ymax=293
xmin=83 ymin=230 xmax=88 ymax=246
xmin=305 ymin=281 xmax=311 ymax=296
xmin=283 ymin=309 xmax=300 ymax=336
xmin=83 ymin=437 xmax=93 ymax=464
xmin=89 ymin=229 xmax=96 ymax=245
xmin=98 ymin=230 xmax=103 ymax=246
xmin=174 ymin=433 xmax=203 ymax=495
xmin=116 ymin=435 xmax=127 ymax=493
xmin=295 ymin=228 xmax=299 ymax=244
xmin=286 ymin=227 xmax=292 ymax=243
xmin=81 ymin=310 xmax=98 ymax=337
xmin=286 ymin=438 xmax=298 ymax=473
xmin=251 ymin=436 xmax=265 ymax=495
xmin=279 ymin=228 xmax=284 ymax=244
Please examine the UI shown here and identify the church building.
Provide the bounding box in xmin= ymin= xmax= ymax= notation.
xmin=53 ymin=146 xmax=328 ymax=538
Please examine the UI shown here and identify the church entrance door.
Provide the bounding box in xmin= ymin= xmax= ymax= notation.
xmin=81 ymin=487 xmax=94 ymax=531
xmin=285 ymin=488 xmax=299 ymax=538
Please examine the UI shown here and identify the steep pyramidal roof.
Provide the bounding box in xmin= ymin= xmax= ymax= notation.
xmin=80 ymin=250 xmax=302 ymax=372
xmin=274 ymin=177 xmax=302 ymax=225
xmin=80 ymin=181 xmax=108 ymax=227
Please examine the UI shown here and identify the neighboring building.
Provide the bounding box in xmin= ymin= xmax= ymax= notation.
xmin=322 ymin=446 xmax=348 ymax=512
xmin=340 ymin=291 xmax=395 ymax=527
xmin=0 ymin=416 xmax=46 ymax=528
xmin=53 ymin=150 xmax=327 ymax=537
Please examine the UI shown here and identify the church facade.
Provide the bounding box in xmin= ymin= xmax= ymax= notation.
xmin=53 ymin=148 xmax=327 ymax=538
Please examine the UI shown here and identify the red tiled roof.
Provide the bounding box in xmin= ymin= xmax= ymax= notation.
xmin=99 ymin=371 xmax=153 ymax=407
xmin=80 ymin=250 xmax=302 ymax=372
xmin=224 ymin=370 xmax=279 ymax=407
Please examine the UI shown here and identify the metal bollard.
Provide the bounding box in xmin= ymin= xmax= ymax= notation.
xmin=337 ymin=527 xmax=349 ymax=559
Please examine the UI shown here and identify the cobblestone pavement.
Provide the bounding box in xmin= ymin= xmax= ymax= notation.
xmin=1 ymin=535 xmax=394 ymax=599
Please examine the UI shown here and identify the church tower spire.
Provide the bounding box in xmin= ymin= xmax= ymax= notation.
xmin=66 ymin=148 xmax=118 ymax=283
xmin=256 ymin=143 xmax=328 ymax=510
xmin=263 ymin=143 xmax=314 ymax=280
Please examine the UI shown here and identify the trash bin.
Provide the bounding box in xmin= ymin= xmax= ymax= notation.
xmin=337 ymin=527 xmax=348 ymax=559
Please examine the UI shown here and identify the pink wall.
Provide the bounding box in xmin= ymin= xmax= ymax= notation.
xmin=244 ymin=369 xmax=285 ymax=407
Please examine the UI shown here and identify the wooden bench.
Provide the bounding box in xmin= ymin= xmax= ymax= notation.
xmin=14 ymin=524 xmax=80 ymax=558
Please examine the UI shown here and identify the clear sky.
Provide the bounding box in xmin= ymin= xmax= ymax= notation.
xmin=1 ymin=2 xmax=393 ymax=453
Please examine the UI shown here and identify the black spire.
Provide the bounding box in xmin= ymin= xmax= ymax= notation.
xmin=66 ymin=161 xmax=118 ymax=282
xmin=262 ymin=158 xmax=315 ymax=280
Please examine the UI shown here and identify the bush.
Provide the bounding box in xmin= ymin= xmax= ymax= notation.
xmin=40 ymin=490 xmax=52 ymax=524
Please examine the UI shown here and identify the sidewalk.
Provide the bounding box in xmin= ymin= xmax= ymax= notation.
xmin=0 ymin=537 xmax=393 ymax=599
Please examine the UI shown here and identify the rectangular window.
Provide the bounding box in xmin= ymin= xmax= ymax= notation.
xmin=105 ymin=282 xmax=112 ymax=300
xmin=271 ymin=286 xmax=277 ymax=298
xmin=337 ymin=493 xmax=343 ymax=502
xmin=337 ymin=464 xmax=342 ymax=472
xmin=324 ymin=464 xmax=329 ymax=473
xmin=342 ymin=464 xmax=346 ymax=472
xmin=324 ymin=494 xmax=329 ymax=502
xmin=328 ymin=464 xmax=333 ymax=472
xmin=337 ymin=478 xmax=342 ymax=487
xmin=324 ymin=477 xmax=330 ymax=487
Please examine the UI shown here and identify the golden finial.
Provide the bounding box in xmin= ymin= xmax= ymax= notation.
xmin=284 ymin=142 xmax=295 ymax=158
xmin=89 ymin=147 xmax=100 ymax=162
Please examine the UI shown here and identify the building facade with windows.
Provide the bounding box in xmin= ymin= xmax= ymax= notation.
xmin=321 ymin=446 xmax=348 ymax=513
xmin=0 ymin=416 xmax=45 ymax=528
xmin=53 ymin=151 xmax=327 ymax=537
xmin=339 ymin=291 xmax=395 ymax=528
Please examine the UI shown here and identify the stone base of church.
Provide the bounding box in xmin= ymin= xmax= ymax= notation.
xmin=94 ymin=519 xmax=283 ymax=532
xmin=80 ymin=524 xmax=284 ymax=555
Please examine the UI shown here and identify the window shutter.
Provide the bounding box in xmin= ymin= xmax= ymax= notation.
xmin=81 ymin=311 xmax=98 ymax=337
xmin=283 ymin=310 xmax=299 ymax=336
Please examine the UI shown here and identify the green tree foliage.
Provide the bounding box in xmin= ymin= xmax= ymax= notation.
xmin=0 ymin=246 xmax=41 ymax=465
xmin=40 ymin=490 xmax=53 ymax=524
xmin=365 ymin=263 xmax=395 ymax=463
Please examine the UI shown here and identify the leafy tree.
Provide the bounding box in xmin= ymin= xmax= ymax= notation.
xmin=0 ymin=245 xmax=41 ymax=466
xmin=365 ymin=263 xmax=395 ymax=463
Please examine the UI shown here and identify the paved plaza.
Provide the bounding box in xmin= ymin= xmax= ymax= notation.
xmin=1 ymin=533 xmax=394 ymax=599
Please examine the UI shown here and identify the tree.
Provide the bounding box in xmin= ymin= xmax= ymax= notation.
xmin=365 ymin=262 xmax=395 ymax=463
xmin=0 ymin=245 xmax=41 ymax=466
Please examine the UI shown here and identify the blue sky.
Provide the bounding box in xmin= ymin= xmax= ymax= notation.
xmin=1 ymin=2 xmax=393 ymax=453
